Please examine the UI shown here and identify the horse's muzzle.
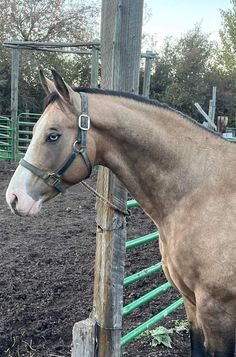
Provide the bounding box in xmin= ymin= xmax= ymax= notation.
xmin=6 ymin=189 xmax=42 ymax=217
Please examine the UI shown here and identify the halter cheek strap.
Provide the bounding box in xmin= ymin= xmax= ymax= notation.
xmin=19 ymin=92 xmax=92 ymax=193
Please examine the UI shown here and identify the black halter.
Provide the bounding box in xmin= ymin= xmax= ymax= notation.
xmin=19 ymin=92 xmax=92 ymax=193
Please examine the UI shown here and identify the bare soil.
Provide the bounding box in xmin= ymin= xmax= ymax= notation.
xmin=0 ymin=162 xmax=190 ymax=356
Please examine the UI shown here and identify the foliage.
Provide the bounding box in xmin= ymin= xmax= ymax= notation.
xmin=149 ymin=23 xmax=236 ymax=126
xmin=150 ymin=326 xmax=173 ymax=348
xmin=174 ymin=319 xmax=189 ymax=334
xmin=150 ymin=25 xmax=217 ymax=120
xmin=219 ymin=0 xmax=236 ymax=71
xmin=0 ymin=0 xmax=99 ymax=43
xmin=139 ymin=320 xmax=189 ymax=349
xmin=0 ymin=0 xmax=100 ymax=115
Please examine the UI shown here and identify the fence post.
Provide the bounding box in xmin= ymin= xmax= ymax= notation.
xmin=11 ymin=46 xmax=19 ymax=162
xmin=90 ymin=45 xmax=99 ymax=88
xmin=217 ymin=116 xmax=228 ymax=134
xmin=72 ymin=1 xmax=143 ymax=356
xmin=94 ymin=1 xmax=143 ymax=356
xmin=142 ymin=51 xmax=153 ymax=98
xmin=208 ymin=86 xmax=216 ymax=124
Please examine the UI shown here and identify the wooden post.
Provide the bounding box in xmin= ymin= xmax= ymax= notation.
xmin=11 ymin=47 xmax=19 ymax=162
xmin=95 ymin=1 xmax=143 ymax=356
xmin=208 ymin=86 xmax=216 ymax=123
xmin=142 ymin=51 xmax=153 ymax=98
xmin=211 ymin=86 xmax=216 ymax=123
xmin=72 ymin=319 xmax=96 ymax=357
xmin=90 ymin=45 xmax=99 ymax=88
xmin=217 ymin=116 xmax=228 ymax=134
xmin=72 ymin=1 xmax=144 ymax=356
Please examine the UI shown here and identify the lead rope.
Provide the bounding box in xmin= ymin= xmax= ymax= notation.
xmin=80 ymin=181 xmax=130 ymax=216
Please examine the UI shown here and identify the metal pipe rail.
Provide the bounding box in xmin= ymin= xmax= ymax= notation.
xmin=121 ymin=298 xmax=184 ymax=346
xmin=123 ymin=199 xmax=184 ymax=347
xmin=123 ymin=281 xmax=172 ymax=316
xmin=127 ymin=199 xmax=139 ymax=208
xmin=0 ymin=116 xmax=13 ymax=160
xmin=126 ymin=231 xmax=159 ymax=250
xmin=124 ymin=263 xmax=162 ymax=286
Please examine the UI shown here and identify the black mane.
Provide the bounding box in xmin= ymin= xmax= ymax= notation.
xmin=44 ymin=86 xmax=179 ymax=113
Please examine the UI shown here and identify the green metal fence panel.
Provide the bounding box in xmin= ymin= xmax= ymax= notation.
xmin=0 ymin=113 xmax=41 ymax=161
xmin=0 ymin=116 xmax=13 ymax=161
xmin=124 ymin=263 xmax=163 ymax=286
xmin=121 ymin=298 xmax=184 ymax=346
xmin=127 ymin=199 xmax=139 ymax=208
xmin=123 ymin=282 xmax=172 ymax=316
xmin=123 ymin=199 xmax=184 ymax=347
xmin=125 ymin=231 xmax=159 ymax=250
xmin=17 ymin=113 xmax=41 ymax=156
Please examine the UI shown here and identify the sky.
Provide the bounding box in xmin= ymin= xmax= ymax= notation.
xmin=143 ymin=0 xmax=232 ymax=50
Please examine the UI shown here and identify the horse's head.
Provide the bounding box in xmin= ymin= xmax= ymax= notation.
xmin=6 ymin=70 xmax=96 ymax=216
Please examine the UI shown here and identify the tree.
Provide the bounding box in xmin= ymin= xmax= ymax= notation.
xmin=0 ymin=0 xmax=99 ymax=42
xmin=216 ymin=0 xmax=236 ymax=125
xmin=150 ymin=25 xmax=218 ymax=121
xmin=0 ymin=0 xmax=100 ymax=115
xmin=219 ymin=0 xmax=236 ymax=71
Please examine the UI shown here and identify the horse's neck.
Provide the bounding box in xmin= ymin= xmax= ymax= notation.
xmin=90 ymin=94 xmax=222 ymax=225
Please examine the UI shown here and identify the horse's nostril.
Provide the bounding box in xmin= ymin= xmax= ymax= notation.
xmin=10 ymin=195 xmax=18 ymax=211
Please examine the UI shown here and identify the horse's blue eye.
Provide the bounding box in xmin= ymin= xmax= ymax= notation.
xmin=47 ymin=133 xmax=60 ymax=142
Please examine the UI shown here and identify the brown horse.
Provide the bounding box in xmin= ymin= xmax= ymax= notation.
xmin=6 ymin=70 xmax=236 ymax=356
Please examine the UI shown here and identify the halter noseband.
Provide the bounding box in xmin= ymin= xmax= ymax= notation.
xmin=19 ymin=92 xmax=92 ymax=193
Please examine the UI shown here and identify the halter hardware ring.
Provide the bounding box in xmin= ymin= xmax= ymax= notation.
xmin=73 ymin=140 xmax=82 ymax=154
xmin=79 ymin=114 xmax=90 ymax=131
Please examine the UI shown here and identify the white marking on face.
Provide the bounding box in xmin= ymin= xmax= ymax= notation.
xmin=6 ymin=113 xmax=51 ymax=216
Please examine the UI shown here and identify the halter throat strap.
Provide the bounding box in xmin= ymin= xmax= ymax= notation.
xmin=20 ymin=92 xmax=92 ymax=193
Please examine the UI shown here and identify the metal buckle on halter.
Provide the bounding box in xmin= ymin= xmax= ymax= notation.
xmin=45 ymin=173 xmax=61 ymax=187
xmin=79 ymin=114 xmax=90 ymax=130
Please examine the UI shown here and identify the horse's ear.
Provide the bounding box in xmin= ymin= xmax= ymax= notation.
xmin=39 ymin=69 xmax=55 ymax=95
xmin=51 ymin=70 xmax=79 ymax=109
xmin=51 ymin=69 xmax=72 ymax=102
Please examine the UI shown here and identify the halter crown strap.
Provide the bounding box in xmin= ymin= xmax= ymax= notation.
xmin=20 ymin=92 xmax=92 ymax=193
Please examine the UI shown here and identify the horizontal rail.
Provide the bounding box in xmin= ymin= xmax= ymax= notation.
xmin=0 ymin=116 xmax=11 ymax=121
xmin=18 ymin=138 xmax=31 ymax=143
xmin=0 ymin=148 xmax=12 ymax=152
xmin=123 ymin=282 xmax=172 ymax=316
xmin=0 ymin=143 xmax=12 ymax=147
xmin=127 ymin=199 xmax=139 ymax=208
xmin=17 ymin=145 xmax=28 ymax=149
xmin=18 ymin=112 xmax=41 ymax=117
xmin=4 ymin=40 xmax=101 ymax=48
xmin=18 ymin=130 xmax=33 ymax=135
xmin=124 ymin=263 xmax=162 ymax=286
xmin=126 ymin=231 xmax=159 ymax=250
xmin=0 ymin=133 xmax=12 ymax=138
xmin=0 ymin=125 xmax=12 ymax=130
xmin=18 ymin=121 xmax=36 ymax=126
xmin=121 ymin=297 xmax=184 ymax=346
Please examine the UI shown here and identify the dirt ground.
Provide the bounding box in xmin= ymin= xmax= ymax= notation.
xmin=0 ymin=161 xmax=190 ymax=356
